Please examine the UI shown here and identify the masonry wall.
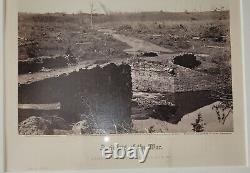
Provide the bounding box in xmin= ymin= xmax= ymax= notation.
xmin=18 ymin=63 xmax=132 ymax=133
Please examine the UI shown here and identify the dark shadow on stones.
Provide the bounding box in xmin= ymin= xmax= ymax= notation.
xmin=148 ymin=90 xmax=216 ymax=124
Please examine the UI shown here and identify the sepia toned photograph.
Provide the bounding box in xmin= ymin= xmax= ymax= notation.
xmin=18 ymin=0 xmax=233 ymax=135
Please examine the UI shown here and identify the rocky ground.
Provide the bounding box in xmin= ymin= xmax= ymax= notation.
xmin=18 ymin=11 xmax=233 ymax=135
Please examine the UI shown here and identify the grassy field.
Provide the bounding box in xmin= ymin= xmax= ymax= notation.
xmin=19 ymin=11 xmax=231 ymax=83
xmin=18 ymin=13 xmax=129 ymax=61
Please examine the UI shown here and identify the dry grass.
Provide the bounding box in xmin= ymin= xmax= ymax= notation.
xmin=18 ymin=13 xmax=130 ymax=61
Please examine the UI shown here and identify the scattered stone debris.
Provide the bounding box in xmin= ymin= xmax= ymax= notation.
xmin=164 ymin=67 xmax=176 ymax=76
xmin=132 ymin=92 xmax=173 ymax=108
xmin=173 ymin=54 xmax=201 ymax=69
xmin=19 ymin=116 xmax=53 ymax=135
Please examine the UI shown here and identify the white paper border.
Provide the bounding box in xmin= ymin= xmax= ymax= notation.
xmin=241 ymin=0 xmax=250 ymax=167
xmin=0 ymin=0 xmax=5 ymax=172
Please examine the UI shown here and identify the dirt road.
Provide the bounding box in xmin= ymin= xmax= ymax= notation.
xmin=98 ymin=28 xmax=173 ymax=54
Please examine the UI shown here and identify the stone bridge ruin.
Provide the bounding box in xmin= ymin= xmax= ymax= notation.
xmin=18 ymin=63 xmax=133 ymax=134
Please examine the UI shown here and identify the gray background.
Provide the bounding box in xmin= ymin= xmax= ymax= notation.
xmin=19 ymin=0 xmax=229 ymax=13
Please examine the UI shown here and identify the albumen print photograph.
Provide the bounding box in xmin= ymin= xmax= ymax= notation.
xmin=18 ymin=0 xmax=233 ymax=135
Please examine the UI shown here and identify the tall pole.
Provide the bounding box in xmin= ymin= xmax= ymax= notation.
xmin=90 ymin=0 xmax=93 ymax=28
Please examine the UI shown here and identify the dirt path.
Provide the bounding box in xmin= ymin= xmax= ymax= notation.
xmin=21 ymin=27 xmax=174 ymax=85
xmin=98 ymin=28 xmax=173 ymax=54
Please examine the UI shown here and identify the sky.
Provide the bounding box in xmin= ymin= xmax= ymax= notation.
xmin=19 ymin=0 xmax=229 ymax=14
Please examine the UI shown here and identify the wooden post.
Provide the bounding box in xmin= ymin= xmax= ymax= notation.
xmin=90 ymin=0 xmax=94 ymax=28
